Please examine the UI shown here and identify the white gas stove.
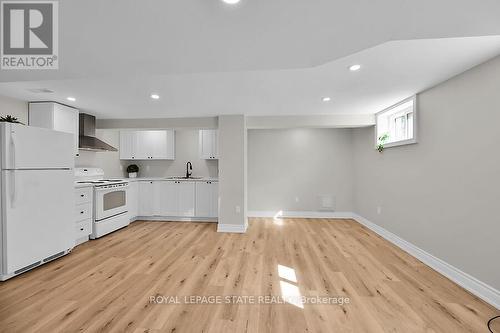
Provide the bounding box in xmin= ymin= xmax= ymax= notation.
xmin=75 ymin=168 xmax=129 ymax=239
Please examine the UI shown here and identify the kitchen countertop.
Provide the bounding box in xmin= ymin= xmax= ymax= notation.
xmin=75 ymin=177 xmax=218 ymax=188
xmin=126 ymin=177 xmax=218 ymax=182
xmin=74 ymin=183 xmax=95 ymax=189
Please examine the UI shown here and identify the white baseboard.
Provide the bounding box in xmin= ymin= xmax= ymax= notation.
xmin=247 ymin=210 xmax=354 ymax=219
xmin=351 ymin=214 xmax=500 ymax=310
xmin=132 ymin=216 xmax=218 ymax=223
xmin=217 ymin=223 xmax=247 ymax=233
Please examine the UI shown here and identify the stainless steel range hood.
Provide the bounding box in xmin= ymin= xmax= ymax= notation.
xmin=79 ymin=113 xmax=117 ymax=152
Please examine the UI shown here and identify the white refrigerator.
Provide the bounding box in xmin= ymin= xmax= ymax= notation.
xmin=0 ymin=123 xmax=75 ymax=281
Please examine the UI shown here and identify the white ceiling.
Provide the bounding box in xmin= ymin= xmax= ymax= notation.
xmin=1 ymin=0 xmax=500 ymax=119
xmin=1 ymin=37 xmax=499 ymax=119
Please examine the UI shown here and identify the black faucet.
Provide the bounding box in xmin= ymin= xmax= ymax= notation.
xmin=186 ymin=162 xmax=193 ymax=178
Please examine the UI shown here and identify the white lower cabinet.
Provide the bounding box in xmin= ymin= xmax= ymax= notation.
xmin=158 ymin=181 xmax=195 ymax=217
xmin=138 ymin=181 xmax=157 ymax=216
xmin=135 ymin=180 xmax=217 ymax=220
xmin=127 ymin=181 xmax=139 ymax=220
xmin=74 ymin=187 xmax=93 ymax=245
xmin=178 ymin=182 xmax=196 ymax=216
xmin=195 ymin=181 xmax=218 ymax=218
xmin=158 ymin=181 xmax=177 ymax=216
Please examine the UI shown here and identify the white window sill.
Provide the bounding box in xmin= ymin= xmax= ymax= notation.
xmin=377 ymin=138 xmax=417 ymax=149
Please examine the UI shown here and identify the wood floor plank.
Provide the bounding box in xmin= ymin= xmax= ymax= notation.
xmin=0 ymin=218 xmax=497 ymax=333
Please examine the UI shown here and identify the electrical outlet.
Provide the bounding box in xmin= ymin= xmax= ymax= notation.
xmin=377 ymin=206 xmax=382 ymax=215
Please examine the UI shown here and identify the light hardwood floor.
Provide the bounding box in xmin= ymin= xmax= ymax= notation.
xmin=0 ymin=218 xmax=498 ymax=332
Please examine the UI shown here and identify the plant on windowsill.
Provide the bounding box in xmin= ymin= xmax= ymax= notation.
xmin=0 ymin=115 xmax=24 ymax=125
xmin=127 ymin=164 xmax=139 ymax=178
xmin=377 ymin=133 xmax=389 ymax=153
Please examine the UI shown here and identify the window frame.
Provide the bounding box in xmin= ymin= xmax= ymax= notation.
xmin=375 ymin=95 xmax=418 ymax=149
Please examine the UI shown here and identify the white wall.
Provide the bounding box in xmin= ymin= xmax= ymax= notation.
xmin=97 ymin=117 xmax=218 ymax=129
xmin=248 ymin=128 xmax=354 ymax=213
xmin=75 ymin=129 xmax=126 ymax=176
xmin=76 ymin=129 xmax=218 ymax=178
xmin=0 ymin=94 xmax=28 ymax=124
xmin=247 ymin=114 xmax=374 ymax=129
xmin=353 ymin=55 xmax=500 ymax=290
xmin=218 ymin=115 xmax=247 ymax=228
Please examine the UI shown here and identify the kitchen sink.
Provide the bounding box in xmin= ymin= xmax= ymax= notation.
xmin=166 ymin=176 xmax=203 ymax=180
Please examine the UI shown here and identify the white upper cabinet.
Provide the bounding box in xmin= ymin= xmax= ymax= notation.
xmin=199 ymin=129 xmax=218 ymax=160
xmin=120 ymin=131 xmax=135 ymax=160
xmin=120 ymin=130 xmax=175 ymax=160
xmin=29 ymin=102 xmax=79 ymax=156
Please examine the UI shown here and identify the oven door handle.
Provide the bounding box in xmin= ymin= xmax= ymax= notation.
xmin=95 ymin=186 xmax=129 ymax=192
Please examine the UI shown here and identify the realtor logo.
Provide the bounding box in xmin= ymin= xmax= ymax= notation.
xmin=1 ymin=1 xmax=58 ymax=69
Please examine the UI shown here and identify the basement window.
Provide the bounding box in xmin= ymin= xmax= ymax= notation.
xmin=375 ymin=96 xmax=417 ymax=149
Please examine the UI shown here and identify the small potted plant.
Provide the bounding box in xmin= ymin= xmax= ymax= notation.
xmin=127 ymin=164 xmax=139 ymax=178
xmin=0 ymin=115 xmax=24 ymax=124
xmin=377 ymin=133 xmax=389 ymax=153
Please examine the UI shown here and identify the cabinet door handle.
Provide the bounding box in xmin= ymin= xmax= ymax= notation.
xmin=80 ymin=227 xmax=84 ymax=231
xmin=80 ymin=194 xmax=84 ymax=197
xmin=80 ymin=211 xmax=84 ymax=214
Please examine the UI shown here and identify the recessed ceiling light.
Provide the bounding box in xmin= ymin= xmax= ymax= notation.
xmin=222 ymin=0 xmax=241 ymax=4
xmin=67 ymin=97 xmax=76 ymax=102
xmin=150 ymin=94 xmax=160 ymax=100
xmin=322 ymin=97 xmax=331 ymax=102
xmin=349 ymin=64 xmax=361 ymax=71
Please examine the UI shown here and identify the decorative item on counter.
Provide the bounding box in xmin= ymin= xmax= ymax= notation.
xmin=0 ymin=115 xmax=24 ymax=124
xmin=127 ymin=164 xmax=139 ymax=178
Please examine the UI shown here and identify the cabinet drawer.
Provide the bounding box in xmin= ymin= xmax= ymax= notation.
xmin=75 ymin=187 xmax=92 ymax=204
xmin=75 ymin=219 xmax=92 ymax=239
xmin=75 ymin=203 xmax=92 ymax=222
